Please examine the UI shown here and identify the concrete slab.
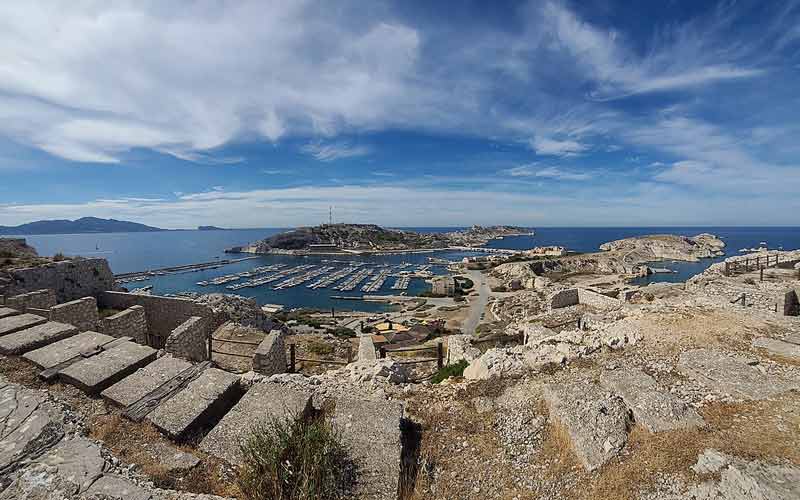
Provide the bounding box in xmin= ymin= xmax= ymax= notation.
xmin=543 ymin=381 xmax=630 ymax=472
xmin=0 ymin=307 xmax=20 ymax=319
xmin=332 ymin=396 xmax=404 ymax=499
xmin=23 ymin=330 xmax=114 ymax=369
xmin=783 ymin=332 xmax=800 ymax=346
xmin=82 ymin=474 xmax=153 ymax=500
xmin=147 ymin=367 xmax=240 ymax=440
xmin=600 ymin=368 xmax=704 ymax=433
xmin=678 ymin=349 xmax=800 ymax=400
xmin=0 ymin=321 xmax=78 ymax=355
xmin=753 ymin=337 xmax=800 ymax=360
xmin=0 ymin=313 xmax=46 ymax=337
xmin=200 ymin=383 xmax=312 ymax=464
xmin=101 ymin=355 xmax=192 ymax=407
xmin=58 ymin=340 xmax=157 ymax=394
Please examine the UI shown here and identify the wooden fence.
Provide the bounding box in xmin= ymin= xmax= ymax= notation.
xmin=287 ymin=343 xmax=353 ymax=373
xmin=724 ymin=254 xmax=780 ymax=276
xmin=379 ymin=343 xmax=444 ymax=369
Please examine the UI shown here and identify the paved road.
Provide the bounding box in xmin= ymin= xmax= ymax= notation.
xmin=462 ymin=269 xmax=489 ymax=334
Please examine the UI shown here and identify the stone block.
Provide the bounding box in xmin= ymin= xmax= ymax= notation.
xmin=147 ymin=367 xmax=240 ymax=440
xmin=0 ymin=380 xmax=64 ymax=472
xmin=5 ymin=289 xmax=56 ymax=313
xmin=101 ymin=354 xmax=192 ymax=407
xmin=83 ymin=474 xmax=152 ymax=500
xmin=446 ymin=334 xmax=480 ymax=364
xmin=164 ymin=316 xmax=209 ymax=361
xmin=600 ymin=368 xmax=703 ymax=433
xmin=0 ymin=307 xmax=19 ymax=319
xmin=49 ymin=296 xmax=99 ymax=333
xmin=357 ymin=335 xmax=377 ymax=361
xmin=332 ymin=397 xmax=404 ymax=499
xmin=200 ymin=383 xmax=312 ymax=464
xmin=543 ymin=381 xmax=630 ymax=471
xmin=23 ymin=330 xmax=115 ymax=370
xmin=3 ymin=258 xmax=115 ymax=303
xmin=550 ymin=288 xmax=579 ymax=309
xmin=0 ymin=321 xmax=78 ymax=355
xmin=0 ymin=313 xmax=47 ymax=337
xmin=753 ymin=337 xmax=800 ymax=360
xmin=252 ymin=330 xmax=286 ymax=375
xmin=102 ymin=305 xmax=147 ymax=344
xmin=58 ymin=340 xmax=157 ymax=394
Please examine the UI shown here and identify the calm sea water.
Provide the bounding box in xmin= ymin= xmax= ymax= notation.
xmin=15 ymin=226 xmax=800 ymax=310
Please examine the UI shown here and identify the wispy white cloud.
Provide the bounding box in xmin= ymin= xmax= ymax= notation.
xmin=503 ymin=164 xmax=591 ymax=181
xmin=530 ymin=136 xmax=588 ymax=157
xmin=301 ymin=141 xmax=371 ymax=162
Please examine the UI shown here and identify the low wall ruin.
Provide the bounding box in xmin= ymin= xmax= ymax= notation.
xmin=165 ymin=316 xmax=210 ymax=362
xmin=252 ymin=331 xmax=286 ymax=375
xmin=102 ymin=305 xmax=148 ymax=344
xmin=550 ymin=288 xmax=622 ymax=310
xmin=98 ymin=291 xmax=219 ymax=348
xmin=6 ymin=289 xmax=57 ymax=312
xmin=2 ymin=258 xmax=115 ymax=302
xmin=49 ymin=297 xmax=99 ymax=332
xmin=357 ymin=336 xmax=377 ymax=361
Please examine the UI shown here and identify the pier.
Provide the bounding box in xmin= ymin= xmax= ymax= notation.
xmin=114 ymin=256 xmax=259 ymax=284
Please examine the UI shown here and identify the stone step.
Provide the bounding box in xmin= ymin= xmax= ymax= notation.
xmin=147 ymin=367 xmax=241 ymax=441
xmin=600 ymin=368 xmax=704 ymax=433
xmin=58 ymin=340 xmax=158 ymax=395
xmin=331 ymin=396 xmax=405 ymax=499
xmin=0 ymin=321 xmax=78 ymax=355
xmin=678 ymin=349 xmax=800 ymax=400
xmin=0 ymin=307 xmax=20 ymax=319
xmin=200 ymin=383 xmax=312 ymax=464
xmin=101 ymin=355 xmax=192 ymax=408
xmin=23 ymin=331 xmax=116 ymax=370
xmin=753 ymin=337 xmax=800 ymax=360
xmin=542 ymin=380 xmax=630 ymax=472
xmin=0 ymin=313 xmax=47 ymax=337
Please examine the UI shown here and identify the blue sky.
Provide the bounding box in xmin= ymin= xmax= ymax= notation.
xmin=1 ymin=0 xmax=799 ymax=228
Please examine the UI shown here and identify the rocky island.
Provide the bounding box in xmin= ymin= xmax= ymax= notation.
xmin=226 ymin=223 xmax=533 ymax=255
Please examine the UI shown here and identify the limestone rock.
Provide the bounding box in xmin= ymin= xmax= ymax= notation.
xmin=689 ymin=450 xmax=800 ymax=500
xmin=344 ymin=359 xmax=408 ymax=384
xmin=542 ymin=381 xmax=630 ymax=471
xmin=445 ymin=334 xmax=481 ymax=365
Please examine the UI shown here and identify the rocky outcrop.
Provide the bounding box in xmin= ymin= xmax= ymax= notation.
xmin=194 ymin=293 xmax=284 ymax=332
xmin=491 ymin=262 xmax=538 ymax=288
xmin=599 ymin=233 xmax=725 ymax=262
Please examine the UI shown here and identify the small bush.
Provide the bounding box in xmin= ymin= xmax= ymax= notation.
xmin=328 ymin=327 xmax=356 ymax=339
xmin=644 ymin=292 xmax=655 ymax=302
xmin=490 ymin=285 xmax=507 ymax=292
xmin=430 ymin=360 xmax=469 ymax=384
xmin=238 ymin=413 xmax=355 ymax=500
xmin=743 ymin=277 xmax=757 ymax=285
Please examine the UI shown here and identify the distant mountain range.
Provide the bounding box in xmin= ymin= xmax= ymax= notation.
xmin=0 ymin=217 xmax=165 ymax=235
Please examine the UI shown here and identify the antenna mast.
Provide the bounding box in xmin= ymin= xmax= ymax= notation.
xmin=329 ymin=206 xmax=333 ymax=225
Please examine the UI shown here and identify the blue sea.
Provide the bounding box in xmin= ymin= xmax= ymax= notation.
xmin=15 ymin=227 xmax=799 ymax=311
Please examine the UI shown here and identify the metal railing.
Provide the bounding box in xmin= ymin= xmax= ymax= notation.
xmin=725 ymin=254 xmax=780 ymax=276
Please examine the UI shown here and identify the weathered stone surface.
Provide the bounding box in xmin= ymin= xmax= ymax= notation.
xmin=445 ymin=334 xmax=480 ymax=364
xmin=165 ymin=316 xmax=209 ymax=362
xmin=343 ymin=359 xmax=408 ymax=384
xmin=252 ymin=330 xmax=286 ymax=375
xmin=23 ymin=330 xmax=114 ymax=369
xmin=0 ymin=321 xmax=78 ymax=355
xmin=600 ymin=368 xmax=703 ymax=432
xmin=753 ymin=337 xmax=800 ymax=360
xmin=200 ymin=383 xmax=312 ymax=464
xmin=58 ymin=340 xmax=157 ymax=394
xmin=101 ymin=354 xmax=192 ymax=407
xmin=688 ymin=449 xmax=800 ymax=500
xmin=358 ymin=335 xmax=377 ymax=361
xmin=49 ymin=296 xmax=99 ymax=333
xmin=3 ymin=258 xmax=115 ymax=303
xmin=783 ymin=332 xmax=800 ymax=346
xmin=332 ymin=397 xmax=404 ymax=500
xmin=542 ymin=381 xmax=630 ymax=471
xmin=0 ymin=313 xmax=46 ymax=337
xmin=0 ymin=380 xmax=64 ymax=472
xmin=83 ymin=474 xmax=153 ymax=500
xmin=678 ymin=349 xmax=799 ymax=400
xmin=102 ymin=305 xmax=147 ymax=344
xmin=147 ymin=441 xmax=201 ymax=472
xmin=0 ymin=438 xmax=104 ymax=500
xmin=148 ymin=367 xmax=240 ymax=440
xmin=0 ymin=307 xmax=20 ymax=319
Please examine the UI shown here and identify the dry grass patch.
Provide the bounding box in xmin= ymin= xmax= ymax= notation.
xmin=90 ymin=414 xmax=240 ymax=498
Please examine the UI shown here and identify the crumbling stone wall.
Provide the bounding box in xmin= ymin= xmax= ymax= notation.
xmin=446 ymin=334 xmax=481 ymax=365
xmin=49 ymin=296 xmax=99 ymax=332
xmin=6 ymin=289 xmax=56 ymax=312
xmin=577 ymin=288 xmax=622 ymax=309
xmin=2 ymin=258 xmax=115 ymax=302
xmin=164 ymin=316 xmax=210 ymax=362
xmin=102 ymin=305 xmax=148 ymax=344
xmin=98 ymin=291 xmax=219 ymax=348
xmin=550 ymin=289 xmax=580 ymax=309
xmin=253 ymin=330 xmax=286 ymax=375
xmin=357 ymin=336 xmax=377 ymax=361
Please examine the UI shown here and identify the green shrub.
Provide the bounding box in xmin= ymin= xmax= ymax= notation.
xmin=490 ymin=285 xmax=507 ymax=292
xmin=237 ymin=414 xmax=355 ymax=500
xmin=430 ymin=360 xmax=469 ymax=384
xmin=328 ymin=327 xmax=356 ymax=338
xmin=307 ymin=340 xmax=334 ymax=356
